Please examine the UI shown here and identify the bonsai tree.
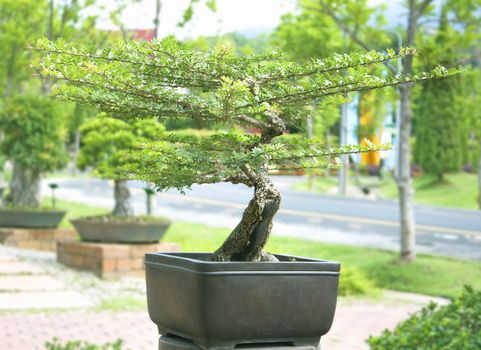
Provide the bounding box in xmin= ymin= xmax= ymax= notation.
xmin=0 ymin=95 xmax=68 ymax=208
xmin=34 ymin=37 xmax=455 ymax=261
xmin=77 ymin=114 xmax=165 ymax=218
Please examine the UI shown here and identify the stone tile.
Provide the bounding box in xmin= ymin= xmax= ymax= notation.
xmin=0 ymin=291 xmax=94 ymax=310
xmin=0 ymin=275 xmax=65 ymax=292
xmin=0 ymin=253 xmax=18 ymax=263
xmin=0 ymin=262 xmax=43 ymax=275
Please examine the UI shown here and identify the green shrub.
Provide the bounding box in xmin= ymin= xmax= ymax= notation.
xmin=368 ymin=286 xmax=481 ymax=350
xmin=338 ymin=267 xmax=376 ymax=296
xmin=45 ymin=338 xmax=126 ymax=350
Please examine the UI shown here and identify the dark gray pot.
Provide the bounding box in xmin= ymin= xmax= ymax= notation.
xmin=145 ymin=252 xmax=340 ymax=350
xmin=71 ymin=217 xmax=171 ymax=243
xmin=0 ymin=209 xmax=66 ymax=228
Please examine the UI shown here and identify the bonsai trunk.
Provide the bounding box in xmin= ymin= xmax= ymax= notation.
xmin=3 ymin=162 xmax=41 ymax=208
xmin=214 ymin=173 xmax=281 ymax=262
xmin=112 ymin=179 xmax=134 ymax=217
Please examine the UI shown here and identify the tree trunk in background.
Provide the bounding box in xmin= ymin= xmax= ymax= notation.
xmin=71 ymin=130 xmax=81 ymax=175
xmin=214 ymin=174 xmax=281 ymax=262
xmin=146 ymin=193 xmax=153 ymax=215
xmin=339 ymin=103 xmax=349 ymax=195
xmin=112 ymin=179 xmax=133 ymax=217
xmin=3 ymin=162 xmax=40 ymax=208
xmin=397 ymin=85 xmax=416 ymax=261
xmin=478 ymin=139 xmax=481 ymax=210
xmin=396 ymin=0 xmax=418 ymax=262
xmin=153 ymin=0 xmax=162 ymax=39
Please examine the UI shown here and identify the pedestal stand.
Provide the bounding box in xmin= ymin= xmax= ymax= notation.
xmin=159 ymin=336 xmax=321 ymax=350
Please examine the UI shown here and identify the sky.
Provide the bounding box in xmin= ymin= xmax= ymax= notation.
xmin=97 ymin=0 xmax=298 ymax=39
xmin=95 ymin=0 xmax=412 ymax=40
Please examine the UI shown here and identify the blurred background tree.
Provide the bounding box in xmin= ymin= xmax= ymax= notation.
xmin=78 ymin=115 xmax=165 ymax=217
xmin=413 ymin=5 xmax=469 ymax=181
xmin=0 ymin=96 xmax=68 ymax=207
xmin=0 ymin=0 xmax=103 ymax=207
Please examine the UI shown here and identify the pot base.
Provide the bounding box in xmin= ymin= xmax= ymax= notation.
xmin=159 ymin=336 xmax=321 ymax=350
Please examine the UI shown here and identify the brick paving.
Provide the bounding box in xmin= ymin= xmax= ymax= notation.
xmin=0 ymin=311 xmax=157 ymax=350
xmin=0 ymin=301 xmax=430 ymax=350
xmin=0 ymin=245 xmax=447 ymax=350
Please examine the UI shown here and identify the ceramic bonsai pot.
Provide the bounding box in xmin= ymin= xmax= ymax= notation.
xmin=145 ymin=252 xmax=340 ymax=350
xmin=71 ymin=216 xmax=172 ymax=243
xmin=0 ymin=209 xmax=66 ymax=228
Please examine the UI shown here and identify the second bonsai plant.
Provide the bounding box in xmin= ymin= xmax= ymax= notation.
xmin=70 ymin=114 xmax=171 ymax=243
xmin=36 ymin=38 xmax=455 ymax=349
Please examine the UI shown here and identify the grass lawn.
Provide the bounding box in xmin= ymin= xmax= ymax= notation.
xmin=380 ymin=172 xmax=479 ymax=209
xmin=165 ymin=222 xmax=481 ymax=299
xmin=295 ymin=172 xmax=479 ymax=210
xmin=50 ymin=199 xmax=481 ymax=299
xmin=41 ymin=197 xmax=110 ymax=228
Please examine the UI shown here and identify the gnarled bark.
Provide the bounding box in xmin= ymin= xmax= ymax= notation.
xmin=214 ymin=174 xmax=281 ymax=262
xmin=112 ymin=179 xmax=134 ymax=217
xmin=3 ymin=162 xmax=41 ymax=208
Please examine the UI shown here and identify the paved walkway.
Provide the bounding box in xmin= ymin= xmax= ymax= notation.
xmin=0 ymin=249 xmax=92 ymax=310
xmin=0 ymin=245 xmax=448 ymax=350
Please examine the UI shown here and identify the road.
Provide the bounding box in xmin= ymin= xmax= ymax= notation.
xmin=45 ymin=177 xmax=481 ymax=261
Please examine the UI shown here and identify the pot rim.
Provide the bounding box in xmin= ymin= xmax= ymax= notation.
xmin=0 ymin=208 xmax=67 ymax=215
xmin=145 ymin=252 xmax=340 ymax=274
xmin=70 ymin=216 xmax=172 ymax=227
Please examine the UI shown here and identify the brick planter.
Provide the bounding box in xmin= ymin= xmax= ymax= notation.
xmin=0 ymin=228 xmax=76 ymax=251
xmin=57 ymin=241 xmax=180 ymax=278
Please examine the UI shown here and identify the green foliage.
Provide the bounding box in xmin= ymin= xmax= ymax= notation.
xmin=414 ymin=76 xmax=467 ymax=179
xmin=35 ymin=37 xmax=455 ymax=191
xmin=368 ymin=286 xmax=481 ymax=350
xmin=124 ymin=130 xmax=391 ymax=191
xmin=45 ymin=338 xmax=125 ymax=350
xmin=178 ymin=0 xmax=217 ymax=28
xmin=414 ymin=5 xmax=470 ymax=180
xmin=273 ymin=10 xmax=342 ymax=59
xmin=185 ymin=32 xmax=270 ymax=56
xmin=0 ymin=95 xmax=68 ymax=172
xmin=338 ymin=266 xmax=376 ymax=296
xmin=299 ymin=172 xmax=480 ymax=210
xmin=97 ymin=295 xmax=146 ymax=312
xmin=162 ymin=222 xmax=481 ymax=298
xmin=278 ymin=0 xmax=390 ymax=54
xmin=35 ymin=38 xmax=450 ymax=125
xmin=41 ymin=198 xmax=109 ymax=228
xmin=0 ymin=0 xmax=46 ymax=96
xmin=78 ymin=114 xmax=165 ymax=179
xmin=0 ymin=0 xmax=102 ymax=97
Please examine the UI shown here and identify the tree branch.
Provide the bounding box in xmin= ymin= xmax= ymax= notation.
xmin=416 ymin=0 xmax=434 ymax=20
xmin=310 ymin=1 xmax=398 ymax=75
